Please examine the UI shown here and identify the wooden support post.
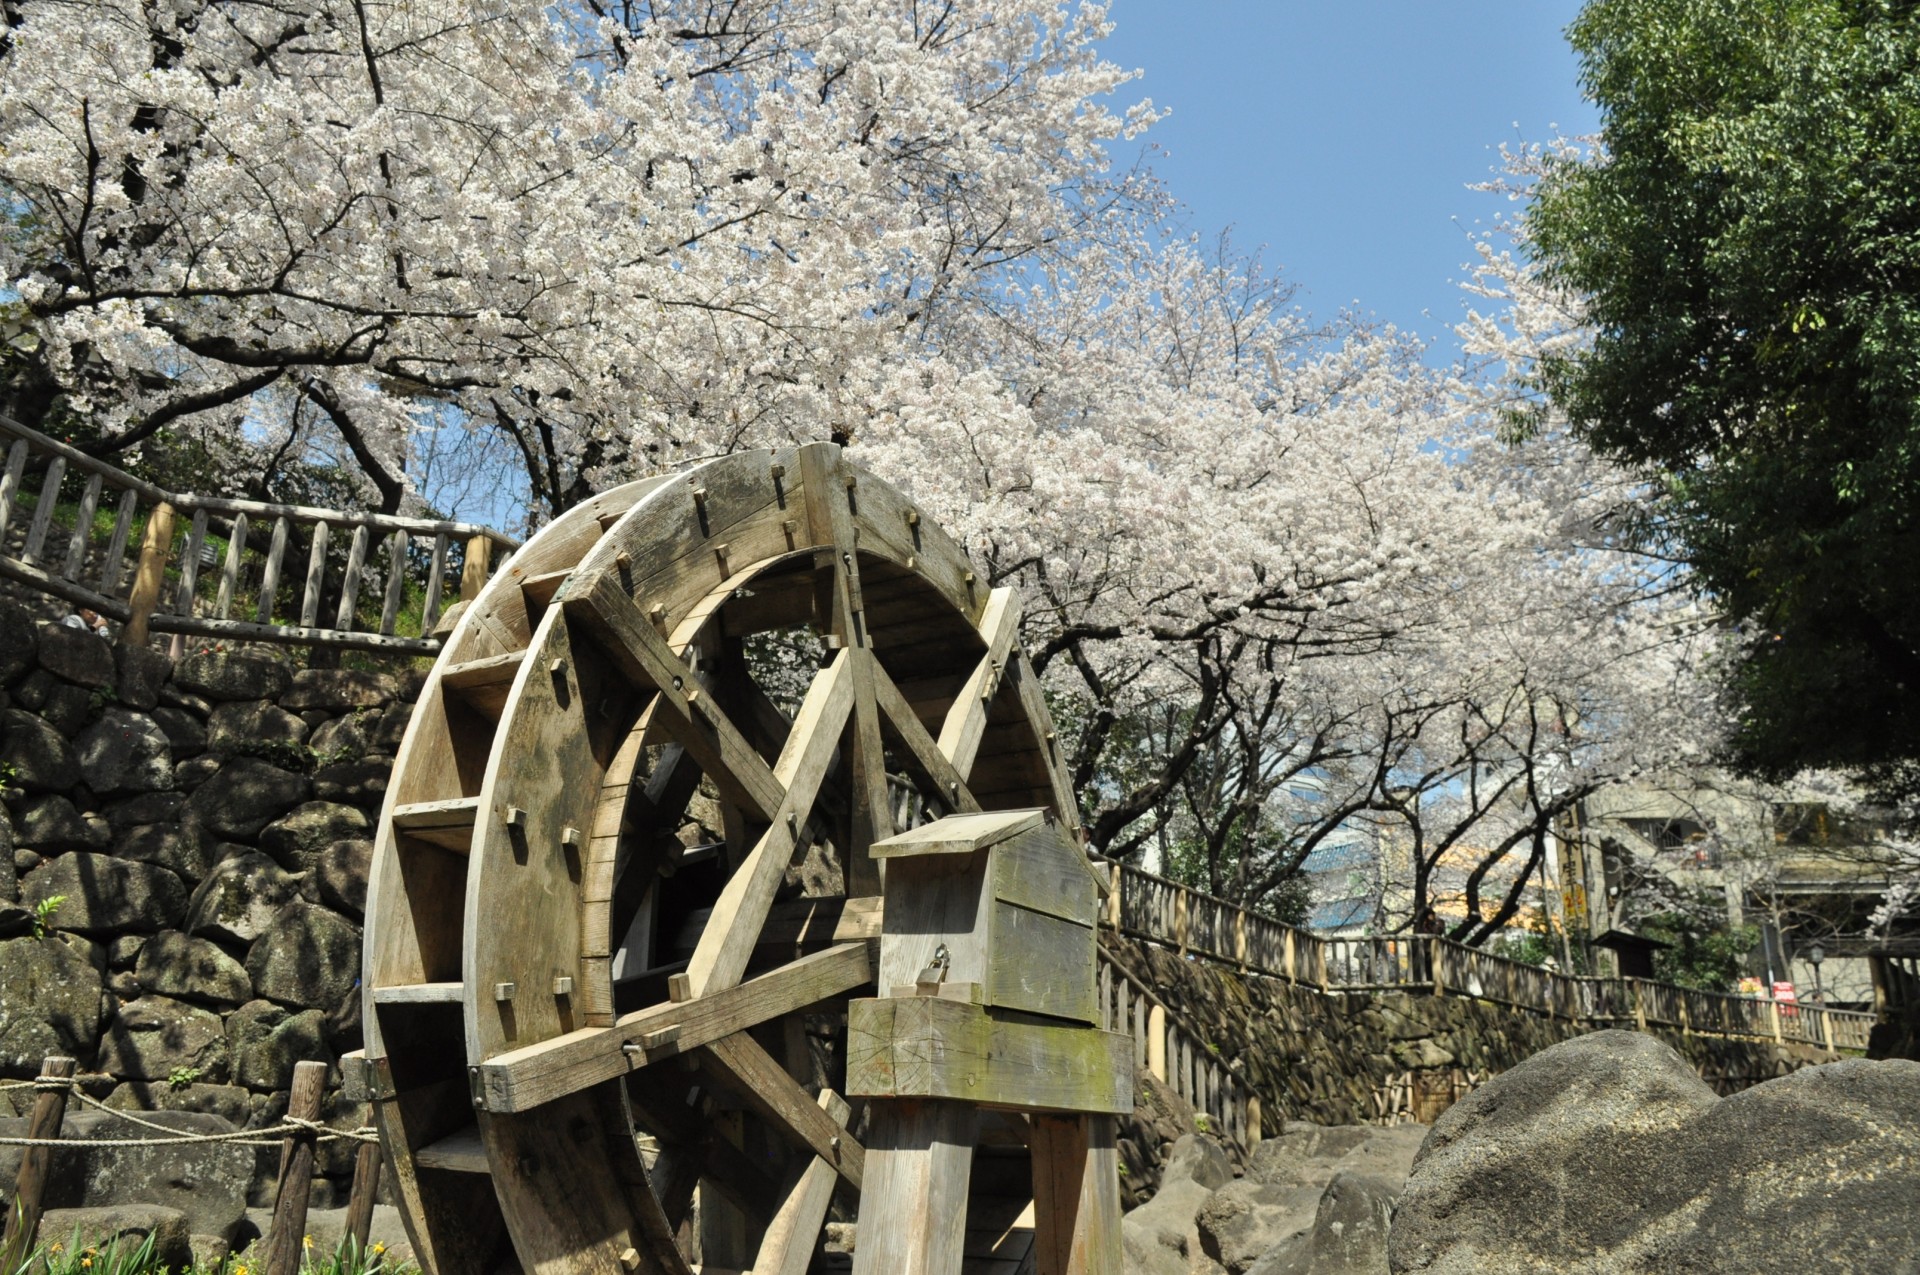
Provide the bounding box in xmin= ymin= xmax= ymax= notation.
xmin=1769 ymin=996 xmax=1783 ymax=1044
xmin=1107 ymin=864 xmax=1121 ymax=930
xmin=263 ymin=1060 xmax=327 ymax=1275
xmin=1283 ymin=929 xmax=1297 ymax=984
xmin=850 ymin=1099 xmax=977 ymax=1275
xmin=1431 ymin=941 xmax=1445 ymax=998
xmin=1819 ymin=1005 xmax=1835 ymax=1054
xmin=1173 ymin=892 xmax=1189 ymax=957
xmin=122 ymin=501 xmax=175 ymax=648
xmin=1246 ymin=1094 xmax=1262 ymax=1149
xmin=460 ymin=533 xmax=492 ymax=602
xmin=1233 ymin=911 xmax=1248 ymax=970
xmin=1146 ymin=1005 xmax=1166 ymax=1082
xmin=344 ymin=1106 xmax=382 ymax=1255
xmin=1031 ymin=1114 xmax=1122 ymax=1275
xmin=0 ymin=1055 xmax=75 ymax=1271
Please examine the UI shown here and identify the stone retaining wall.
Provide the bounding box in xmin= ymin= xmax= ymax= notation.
xmin=0 ymin=599 xmax=419 ymax=1204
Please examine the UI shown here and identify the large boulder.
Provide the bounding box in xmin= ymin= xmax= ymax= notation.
xmin=259 ymin=801 xmax=371 ymax=873
xmin=206 ymin=700 xmax=309 ymax=755
xmin=34 ymin=622 xmax=114 ymax=687
xmin=95 ymin=995 xmax=231 ymax=1083
xmin=185 ymin=853 xmax=299 ymax=945
xmin=103 ymin=1079 xmax=254 ymax=1128
xmin=13 ymin=794 xmax=108 ymax=852
xmin=119 ymin=823 xmax=224 ymax=882
xmin=172 ymin=653 xmax=290 ymax=702
xmin=0 ymin=936 xmax=103 ymax=1071
xmin=0 ymin=708 xmax=78 ymax=790
xmin=102 ymin=790 xmax=186 ymax=833
xmin=245 ymin=901 xmax=360 ymax=1010
xmin=1123 ymin=1133 xmax=1236 ymax=1273
xmin=74 ymin=708 xmax=173 ymax=795
xmin=226 ymin=999 xmax=332 ymax=1092
xmin=307 ymin=839 xmax=372 ymax=918
xmin=34 ymin=1203 xmax=192 ymax=1270
xmin=0 ymin=600 xmax=35 ymax=684
xmin=135 ymin=931 xmax=252 ymax=1005
xmin=22 ymin=853 xmax=188 ymax=933
xmin=149 ymin=705 xmax=207 ymax=756
xmin=0 ymin=1109 xmax=253 ymax=1240
xmin=1389 ymin=1030 xmax=1920 ymax=1274
xmin=1197 ymin=1177 xmax=1322 ymax=1273
xmin=113 ymin=643 xmax=173 ymax=711
xmin=282 ymin=669 xmax=397 ymax=712
xmin=184 ymin=757 xmax=309 ymax=839
xmin=312 ymin=759 xmax=389 ymax=805
xmin=1249 ymin=1172 xmax=1398 ymax=1275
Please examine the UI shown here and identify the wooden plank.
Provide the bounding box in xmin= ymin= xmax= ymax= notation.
xmin=685 ymin=649 xmax=854 ymax=999
xmin=335 ymin=522 xmax=371 ymax=629
xmin=0 ymin=439 xmax=27 ymax=543
xmin=877 ymin=852 xmax=993 ymax=996
xmin=568 ymin=571 xmax=786 ymax=822
xmin=372 ymin=983 xmax=464 ymax=1005
xmin=850 ymin=1098 xmax=978 ymax=1275
xmin=872 ymin=810 xmax=1044 ymax=859
xmin=667 ymin=893 xmax=883 ymax=959
xmin=421 ymin=531 xmax=449 ymax=631
xmin=391 ymin=797 xmax=481 ymax=853
xmin=749 ymin=1090 xmax=852 ymax=1275
xmin=379 ymin=529 xmax=410 ymax=635
xmin=300 ymin=520 xmax=330 ymax=626
xmin=61 ymin=471 xmax=102 ymax=580
xmin=1006 ymin=652 xmax=1086 ymax=839
xmin=99 ymin=489 xmax=138 ymax=597
xmin=439 ymin=649 xmax=528 ymax=723
xmin=475 ymin=941 xmax=873 ymax=1114
xmin=518 ymin=567 xmax=569 ymax=622
xmin=847 ymin=997 xmax=1132 ymax=1115
xmin=986 ymin=901 xmax=1096 ymax=1025
xmin=697 ymin=1031 xmax=866 ymax=1189
xmin=992 ymin=829 xmax=1098 ymax=926
xmin=20 ymin=455 xmax=64 ymax=565
xmin=255 ymin=516 xmax=289 ymax=624
xmin=415 ymin=1126 xmax=490 ymax=1174
xmin=172 ymin=506 xmax=208 ymax=614
xmin=214 ymin=511 xmax=248 ymax=619
xmin=937 ymin=588 xmax=1021 ymax=777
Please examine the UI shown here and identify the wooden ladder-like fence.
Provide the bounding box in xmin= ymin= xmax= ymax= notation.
xmin=0 ymin=415 xmax=519 ymax=654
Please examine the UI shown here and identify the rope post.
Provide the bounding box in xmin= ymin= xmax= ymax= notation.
xmin=122 ymin=502 xmax=176 ymax=648
xmin=344 ymin=1104 xmax=383 ymax=1255
xmin=0 ymin=1055 xmax=75 ymax=1271
xmin=263 ymin=1060 xmax=328 ymax=1275
xmin=459 ymin=533 xmax=493 ymax=602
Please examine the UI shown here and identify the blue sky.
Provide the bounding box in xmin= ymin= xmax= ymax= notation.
xmin=1099 ymin=2 xmax=1599 ymax=355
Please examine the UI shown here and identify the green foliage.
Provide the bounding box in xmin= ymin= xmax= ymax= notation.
xmin=1533 ymin=0 xmax=1920 ymax=803
xmin=1638 ymin=911 xmax=1761 ymax=992
xmin=1492 ymin=925 xmax=1557 ymax=968
xmin=8 ymin=1229 xmax=422 ymax=1275
xmin=166 ymin=1067 xmax=199 ymax=1091
xmin=30 ymin=894 xmax=65 ymax=940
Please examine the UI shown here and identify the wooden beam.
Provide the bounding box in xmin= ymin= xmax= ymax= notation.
xmin=749 ymin=1090 xmax=853 ymax=1275
xmin=1030 ymin=1114 xmax=1123 ymax=1275
xmin=695 ymin=1032 xmax=865 ymax=1190
xmin=567 ymin=572 xmax=785 ymax=822
xmin=474 ymin=942 xmax=873 ymax=1113
xmin=936 ymin=587 xmax=1020 ymax=777
xmin=846 ymin=997 xmax=1132 ymax=1115
xmin=849 ymin=1099 xmax=977 ymax=1275
xmin=685 ymin=650 xmax=855 ymax=999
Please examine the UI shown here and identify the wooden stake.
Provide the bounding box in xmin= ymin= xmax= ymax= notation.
xmin=0 ymin=1055 xmax=74 ymax=1271
xmin=263 ymin=1060 xmax=327 ymax=1275
xmin=122 ymin=501 xmax=176 ymax=647
xmin=344 ymin=1105 xmax=383 ymax=1255
xmin=460 ymin=533 xmax=493 ymax=602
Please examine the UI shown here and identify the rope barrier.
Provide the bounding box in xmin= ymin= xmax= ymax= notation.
xmin=0 ymin=1077 xmax=379 ymax=1149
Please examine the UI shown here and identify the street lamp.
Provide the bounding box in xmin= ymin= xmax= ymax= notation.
xmin=1807 ymin=944 xmax=1825 ymax=1006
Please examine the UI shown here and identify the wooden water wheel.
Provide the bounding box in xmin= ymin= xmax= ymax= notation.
xmin=358 ymin=444 xmax=1129 ymax=1275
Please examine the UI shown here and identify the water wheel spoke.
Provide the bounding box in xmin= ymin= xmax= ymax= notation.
xmin=937 ymin=586 xmax=1022 ymax=778
xmin=693 ymin=1032 xmax=865 ymax=1190
xmin=867 ymin=647 xmax=982 ymax=815
xmin=749 ymin=1089 xmax=853 ymax=1275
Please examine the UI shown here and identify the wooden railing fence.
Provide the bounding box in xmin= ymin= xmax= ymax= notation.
xmin=1096 ymin=950 xmax=1255 ymax=1153
xmin=1096 ymin=855 xmax=1879 ymax=1117
xmin=0 ymin=415 xmax=518 ymax=654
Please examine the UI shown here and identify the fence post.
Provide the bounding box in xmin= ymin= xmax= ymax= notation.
xmin=344 ymin=1104 xmax=383 ymax=1255
xmin=263 ymin=1060 xmax=328 ymax=1275
xmin=121 ymin=501 xmax=176 ymax=648
xmin=0 ymin=1055 xmax=76 ymax=1270
xmin=1768 ymin=997 xmax=1783 ymax=1044
xmin=1173 ymin=892 xmax=1189 ymax=957
xmin=460 ymin=533 xmax=493 ymax=602
xmin=1283 ymin=929 xmax=1298 ymax=985
xmin=1107 ymin=863 xmax=1121 ymax=931
xmin=1819 ymin=1006 xmax=1835 ymax=1054
xmin=1633 ymin=980 xmax=1648 ymax=1034
xmin=1431 ymin=941 xmax=1445 ymax=998
xmin=1146 ymin=1005 xmax=1167 ymax=1082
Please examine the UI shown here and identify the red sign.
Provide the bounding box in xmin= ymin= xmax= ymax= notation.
xmin=1772 ymin=981 xmax=1798 ymax=1017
